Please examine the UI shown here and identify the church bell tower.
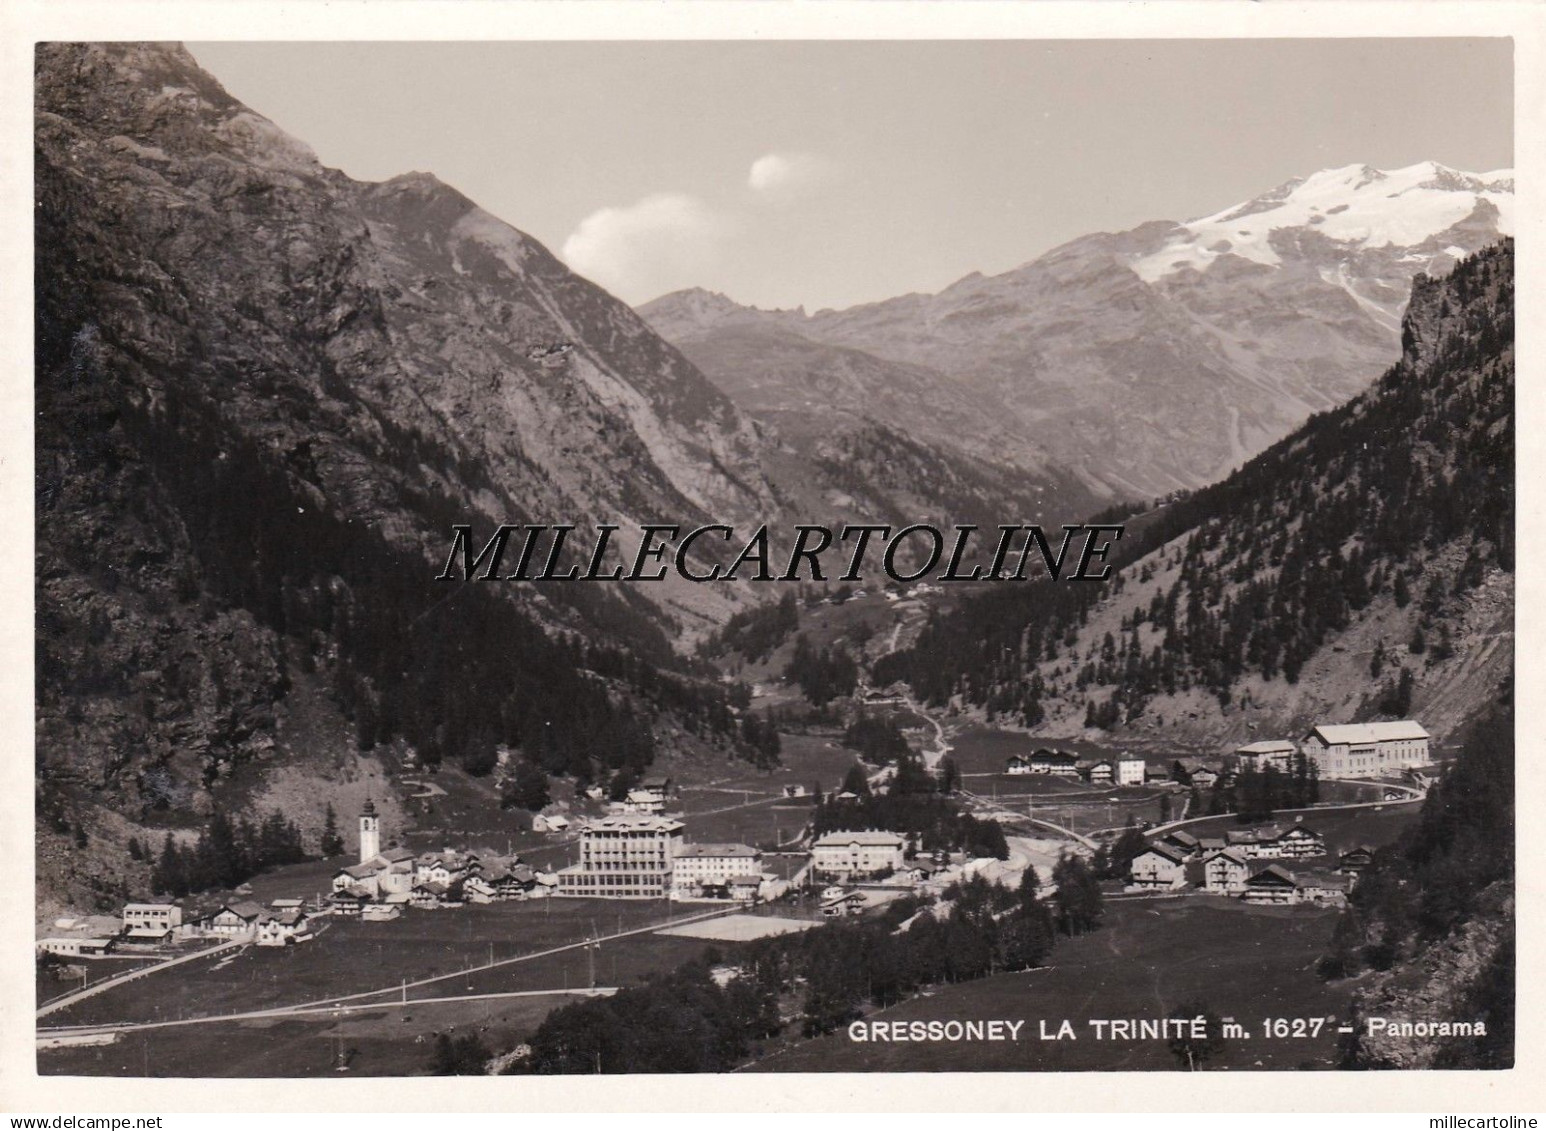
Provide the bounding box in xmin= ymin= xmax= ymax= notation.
xmin=359 ymin=798 xmax=380 ymax=864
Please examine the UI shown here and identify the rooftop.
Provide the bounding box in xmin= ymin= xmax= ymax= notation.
xmin=581 ymin=814 xmax=684 ymax=834
xmin=1248 ymin=864 xmax=1298 ymax=884
xmin=1309 ymin=720 xmax=1430 ymax=744
xmin=813 ymin=830 xmax=907 ymax=848
xmin=1237 ymin=740 xmax=1297 ymax=754
xmin=676 ymin=843 xmax=760 ymax=858
xmin=1141 ymin=843 xmax=1189 ymax=864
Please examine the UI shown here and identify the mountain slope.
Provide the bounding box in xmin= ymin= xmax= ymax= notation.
xmin=641 ymin=290 xmax=1025 ymax=464
xmin=875 ymin=240 xmax=1513 ymax=749
xmin=32 ymin=42 xmax=771 ymax=911
xmin=639 ymin=292 xmax=1102 ymax=530
xmin=652 ymin=164 xmax=1512 ymax=500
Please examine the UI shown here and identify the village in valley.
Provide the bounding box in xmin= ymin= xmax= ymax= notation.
xmin=38 ymin=718 xmax=1427 ymax=959
xmin=37 ymin=576 xmax=1443 ymax=1078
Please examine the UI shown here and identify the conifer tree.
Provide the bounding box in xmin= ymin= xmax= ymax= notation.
xmin=320 ymin=803 xmax=344 ymax=857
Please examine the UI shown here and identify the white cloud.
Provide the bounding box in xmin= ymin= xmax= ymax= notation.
xmin=561 ymin=193 xmax=730 ymax=302
xmin=747 ymin=151 xmax=835 ymax=202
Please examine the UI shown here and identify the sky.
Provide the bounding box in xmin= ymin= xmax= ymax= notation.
xmin=189 ymin=39 xmax=1513 ymax=312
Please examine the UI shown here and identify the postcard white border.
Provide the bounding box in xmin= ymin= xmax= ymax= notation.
xmin=2 ymin=0 xmax=1541 ymax=1114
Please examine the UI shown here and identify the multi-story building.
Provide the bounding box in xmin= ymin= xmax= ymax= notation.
xmin=1201 ymin=848 xmax=1249 ymax=894
xmin=1241 ymin=864 xmax=1299 ymax=905
xmin=1127 ymin=843 xmax=1188 ymax=891
xmin=1234 ymin=740 xmax=1296 ymax=772
xmin=1273 ymin=824 xmax=1326 ymax=859
xmin=1116 ymin=758 xmax=1146 ymax=786
xmin=557 ymin=814 xmax=684 ymax=898
xmin=122 ymin=903 xmax=182 ymax=935
xmin=1028 ymin=750 xmax=1081 ymax=777
xmin=811 ymin=830 xmax=906 ymax=879
xmin=1301 ymin=721 xmax=1430 ymax=778
xmin=671 ymin=843 xmax=762 ymax=896
xmin=1083 ymin=760 xmax=1116 ymax=785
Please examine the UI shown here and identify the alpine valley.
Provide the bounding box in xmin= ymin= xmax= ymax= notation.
xmin=35 ymin=29 xmax=1512 ymax=1045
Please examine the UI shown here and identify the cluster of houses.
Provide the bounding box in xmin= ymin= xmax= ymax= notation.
xmin=1127 ymin=822 xmax=1372 ymax=907
xmin=327 ymin=800 xmax=560 ymax=917
xmin=552 ymin=811 xmax=787 ymax=902
xmin=553 ymin=817 xmax=930 ymax=905
xmin=1006 ymin=750 xmax=1147 ymax=784
xmin=531 ymin=778 xmax=675 ymax=832
xmin=1004 ymin=717 xmax=1432 ymax=792
xmin=330 ymin=848 xmax=555 ymax=919
xmin=39 ymin=898 xmax=316 ymax=958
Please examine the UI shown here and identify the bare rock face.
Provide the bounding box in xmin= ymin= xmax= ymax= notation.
xmin=1349 ymin=884 xmax=1513 ymax=1069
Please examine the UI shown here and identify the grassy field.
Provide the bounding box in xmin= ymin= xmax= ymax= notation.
xmin=38 ymin=902 xmax=820 ymax=1077
xmin=750 ymin=898 xmax=1360 ymax=1072
xmin=675 ymin=794 xmax=809 ymax=848
xmin=39 ymin=994 xmax=581 ymax=1078
xmin=676 ymin=731 xmax=866 ymax=799
xmin=41 ymin=897 xmax=697 ymax=1029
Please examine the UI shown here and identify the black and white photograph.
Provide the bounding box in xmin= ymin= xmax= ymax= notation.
xmin=15 ymin=6 xmax=1536 ymax=1107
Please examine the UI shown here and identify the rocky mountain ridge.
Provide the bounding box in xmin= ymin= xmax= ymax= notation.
xmin=875 ymin=241 xmax=1513 ymax=751
xmin=644 ymin=161 xmax=1512 ymax=500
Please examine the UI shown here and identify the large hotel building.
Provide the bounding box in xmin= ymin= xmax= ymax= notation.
xmin=556 ymin=813 xmax=684 ymax=898
xmin=1300 ymin=721 xmax=1431 ymax=777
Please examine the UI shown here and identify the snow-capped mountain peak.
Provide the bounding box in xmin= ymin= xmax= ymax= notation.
xmin=1133 ymin=160 xmax=1514 ymax=282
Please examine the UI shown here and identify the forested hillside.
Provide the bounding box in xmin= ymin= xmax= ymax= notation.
xmin=33 ymin=43 xmax=760 ymax=913
xmin=876 ymin=241 xmax=1513 ymax=745
xmin=1328 ymin=691 xmax=1513 ymax=1068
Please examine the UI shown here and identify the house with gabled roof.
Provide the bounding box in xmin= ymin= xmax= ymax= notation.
xmin=410 ymin=881 xmax=451 ymax=909
xmin=1160 ymin=829 xmax=1201 ymax=858
xmin=255 ymin=908 xmax=312 ymax=946
xmin=1338 ymin=846 xmax=1375 ymax=880
xmin=1083 ymin=759 xmax=1116 ymax=785
xmin=1234 ymin=740 xmax=1296 ymax=772
xmin=1201 ymin=848 xmax=1250 ymax=894
xmin=328 ymin=887 xmax=370 ymax=915
xmin=1274 ymin=823 xmax=1325 ymax=859
xmin=197 ymin=901 xmax=267 ymax=939
xmin=1128 ymin=842 xmax=1189 ymax=891
xmin=1241 ymin=864 xmax=1299 ymax=905
xmin=1029 ymin=749 xmax=1081 ymax=777
xmin=1297 ymin=871 xmax=1350 ymax=906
